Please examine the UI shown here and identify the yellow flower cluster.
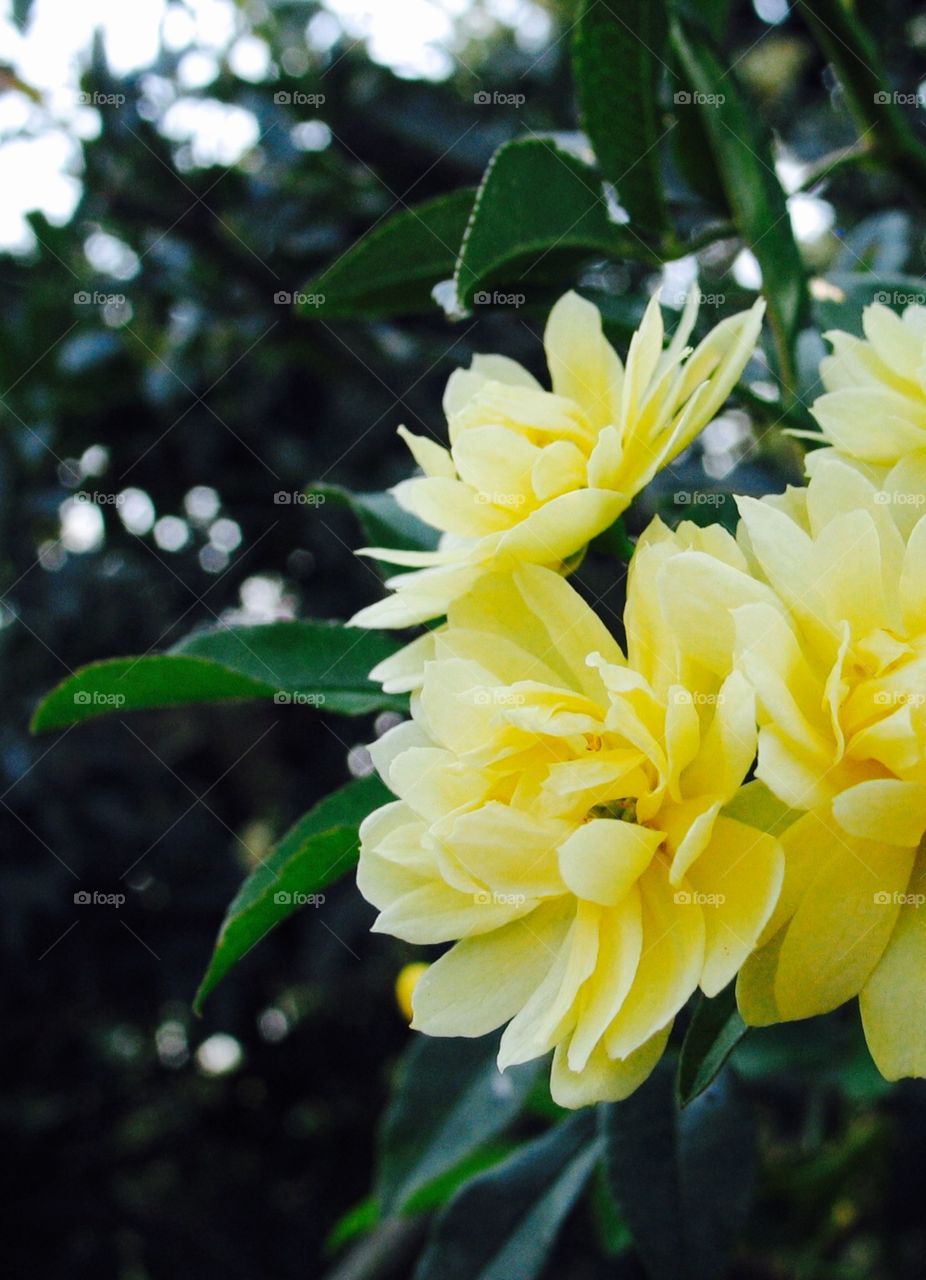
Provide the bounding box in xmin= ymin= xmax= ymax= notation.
xmin=353 ymin=293 xmax=926 ymax=1104
xmin=351 ymin=290 xmax=764 ymax=629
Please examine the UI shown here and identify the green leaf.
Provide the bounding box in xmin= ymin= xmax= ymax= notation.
xmin=572 ymin=0 xmax=669 ymax=235
xmin=671 ymin=20 xmax=808 ymax=396
xmin=298 ymin=188 xmax=474 ymax=319
xmin=677 ymin=984 xmax=748 ymax=1107
xmin=194 ymin=774 xmax=390 ymax=1012
xmin=414 ymin=1112 xmax=599 ymax=1280
xmin=310 ymin=483 xmax=438 ymax=554
xmin=600 ymin=1061 xmax=756 ymax=1280
xmin=324 ymin=1195 xmax=379 ymax=1256
xmin=454 ymin=137 xmax=653 ymax=310
xmin=377 ymin=1032 xmax=541 ymax=1216
xmin=31 ymin=621 xmax=405 ymax=732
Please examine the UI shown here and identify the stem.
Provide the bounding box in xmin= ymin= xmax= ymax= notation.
xmin=794 ymin=142 xmax=873 ymax=193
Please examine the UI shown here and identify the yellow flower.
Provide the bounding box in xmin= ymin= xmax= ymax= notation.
xmin=357 ymin=533 xmax=783 ymax=1107
xmin=350 ymin=290 xmax=764 ymax=629
xmin=810 ymin=300 xmax=926 ymax=492
xmin=669 ymin=450 xmax=926 ymax=1080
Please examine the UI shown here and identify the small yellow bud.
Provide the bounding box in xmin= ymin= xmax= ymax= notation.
xmin=395 ymin=962 xmax=429 ymax=1022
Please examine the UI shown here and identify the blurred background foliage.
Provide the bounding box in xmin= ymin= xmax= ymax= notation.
xmin=4 ymin=0 xmax=926 ymax=1276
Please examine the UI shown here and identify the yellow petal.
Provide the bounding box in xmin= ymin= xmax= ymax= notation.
xmin=498 ymin=900 xmax=601 ymax=1068
xmin=860 ymin=855 xmax=926 ymax=1080
xmin=551 ymin=1020 xmax=671 ymax=1108
xmin=832 ymin=779 xmax=926 ymax=847
xmin=558 ymin=819 xmax=662 ymax=906
xmin=603 ymin=857 xmax=705 ymax=1059
xmin=773 ymin=824 xmax=915 ymax=1019
xmin=397 ymin=424 xmax=456 ymax=478
xmin=411 ymin=900 xmax=572 ymax=1036
xmin=495 ymin=488 xmax=628 ymax=564
xmin=811 ymin=388 xmax=926 ymax=461
xmin=543 ymin=290 xmax=624 ymax=428
xmin=686 ymin=815 xmax=784 ymax=996
xmin=444 ymin=802 xmax=567 ymax=897
xmin=567 ymin=888 xmax=644 ymax=1070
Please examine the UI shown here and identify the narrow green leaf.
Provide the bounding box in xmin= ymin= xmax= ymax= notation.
xmin=310 ymin=483 xmax=438 ymax=554
xmin=572 ymin=0 xmax=669 ymax=235
xmin=31 ymin=621 xmax=405 ymax=732
xmin=377 ymin=1032 xmax=541 ymax=1216
xmin=454 ymin=137 xmax=653 ymax=310
xmin=677 ymin=984 xmax=747 ymax=1107
xmin=671 ymin=20 xmax=808 ymax=395
xmin=194 ymin=774 xmax=390 ymax=1011
xmin=414 ymin=1112 xmax=599 ymax=1280
xmin=298 ymin=188 xmax=474 ymax=319
xmin=600 ymin=1061 xmax=756 ymax=1280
